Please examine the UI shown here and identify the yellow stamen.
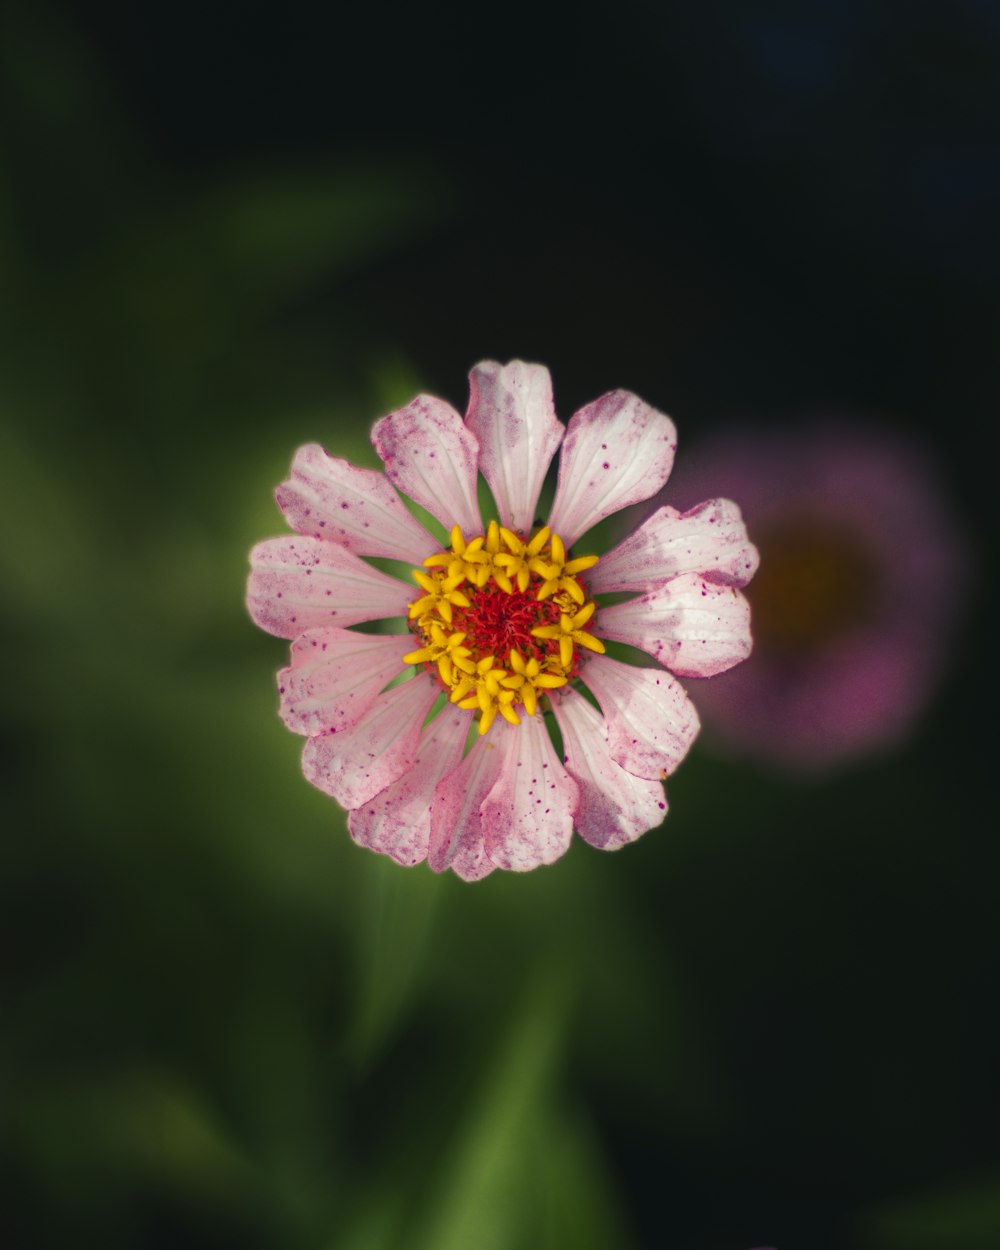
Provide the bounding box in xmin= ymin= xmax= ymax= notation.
xmin=531 ymin=599 xmax=605 ymax=668
xmin=403 ymin=624 xmax=471 ymax=671
xmin=526 ymin=527 xmax=551 ymax=556
xmin=405 ymin=524 xmax=602 ymax=733
xmin=408 ymin=567 xmax=473 ymax=626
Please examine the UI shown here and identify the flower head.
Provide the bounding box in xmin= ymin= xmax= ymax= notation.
xmin=247 ymin=361 xmax=757 ymax=879
xmin=663 ymin=420 xmax=969 ymax=772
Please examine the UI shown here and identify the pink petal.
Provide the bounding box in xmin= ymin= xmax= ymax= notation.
xmin=247 ymin=536 xmax=412 ymax=638
xmin=547 ymin=391 xmax=677 ymax=547
xmin=300 ymin=674 xmax=440 ymax=810
xmin=589 ymin=499 xmax=760 ymax=594
xmin=277 ymin=628 xmax=408 ymax=736
xmin=598 ymin=573 xmax=753 ymax=677
xmin=428 ymin=736 xmax=506 ymax=881
xmin=371 ymin=394 xmax=482 ymax=536
xmin=465 ymin=360 xmax=563 ymax=534
xmin=582 ymin=654 xmax=700 ymax=781
xmin=347 ymin=705 xmax=470 ymax=867
xmin=275 ymin=443 xmax=435 ymax=564
xmin=552 ymin=689 xmax=667 ymax=850
xmin=480 ymin=718 xmax=578 ymax=872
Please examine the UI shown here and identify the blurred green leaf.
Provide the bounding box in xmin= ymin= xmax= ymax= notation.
xmin=855 ymin=1170 xmax=1000 ymax=1250
xmin=12 ymin=1067 xmax=255 ymax=1202
xmin=338 ymin=969 xmax=636 ymax=1250
xmin=344 ymin=857 xmax=445 ymax=1066
xmin=411 ymin=975 xmax=571 ymax=1250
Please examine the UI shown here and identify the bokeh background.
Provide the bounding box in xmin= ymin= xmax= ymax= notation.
xmin=2 ymin=2 xmax=997 ymax=1248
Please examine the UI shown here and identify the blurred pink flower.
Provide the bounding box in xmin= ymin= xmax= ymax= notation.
xmin=664 ymin=420 xmax=968 ymax=772
xmin=247 ymin=360 xmax=757 ymax=878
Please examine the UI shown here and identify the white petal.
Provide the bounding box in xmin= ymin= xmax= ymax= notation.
xmin=428 ymin=735 xmax=505 ymax=881
xmin=301 ymin=675 xmax=439 ymax=810
xmin=371 ymin=394 xmax=482 ymax=535
xmin=247 ymin=536 xmax=412 ymax=638
xmin=480 ymin=719 xmax=578 ymax=872
xmin=547 ymin=391 xmax=677 ymax=547
xmin=275 ymin=443 xmax=435 ymax=564
xmin=581 ymin=655 xmax=700 ymax=781
xmin=589 ymin=499 xmax=760 ymax=594
xmin=552 ymin=689 xmax=667 ymax=850
xmin=598 ymin=574 xmax=753 ymax=677
xmin=347 ymin=705 xmax=469 ymax=867
xmin=465 ymin=360 xmax=563 ymax=534
xmin=277 ymin=628 xmax=408 ymax=736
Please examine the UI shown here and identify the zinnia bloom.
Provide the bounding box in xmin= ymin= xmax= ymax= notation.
xmin=247 ymin=360 xmax=758 ymax=879
xmin=663 ymin=420 xmax=969 ymax=772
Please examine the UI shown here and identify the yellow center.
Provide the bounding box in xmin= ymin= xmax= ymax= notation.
xmin=750 ymin=516 xmax=879 ymax=651
xmin=402 ymin=521 xmax=605 ymax=735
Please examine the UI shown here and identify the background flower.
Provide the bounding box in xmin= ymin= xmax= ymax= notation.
xmin=663 ymin=420 xmax=971 ymax=771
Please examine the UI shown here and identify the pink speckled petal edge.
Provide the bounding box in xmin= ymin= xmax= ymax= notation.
xmin=582 ymin=654 xmax=700 ymax=781
xmin=547 ymin=391 xmax=678 ymax=548
xmin=552 ymin=688 xmax=667 ymax=850
xmin=428 ymin=735 xmax=506 ymax=881
xmin=480 ymin=718 xmax=578 ymax=871
xmin=247 ymin=536 xmax=411 ymax=638
xmin=275 ymin=443 xmax=435 ymax=564
xmin=599 ymin=574 xmax=753 ymax=678
xmin=277 ymin=628 xmax=408 ymax=736
xmin=301 ymin=674 xmax=440 ymax=810
xmin=371 ymin=394 xmax=482 ymax=536
xmin=465 ymin=360 xmax=563 ymax=534
xmin=589 ymin=499 xmax=760 ymax=594
xmin=348 ymin=705 xmax=470 ymax=867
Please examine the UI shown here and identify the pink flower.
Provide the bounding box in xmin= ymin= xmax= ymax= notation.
xmin=247 ymin=361 xmax=758 ymax=879
xmin=663 ymin=420 xmax=969 ymax=772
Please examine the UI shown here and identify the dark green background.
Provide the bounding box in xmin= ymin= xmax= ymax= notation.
xmin=2 ymin=3 xmax=996 ymax=1247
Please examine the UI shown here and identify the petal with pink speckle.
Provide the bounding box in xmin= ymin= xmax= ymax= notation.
xmin=480 ymin=718 xmax=578 ymax=872
xmin=583 ymin=654 xmax=700 ymax=781
xmin=547 ymin=391 xmax=677 ymax=547
xmin=247 ymin=536 xmax=411 ymax=638
xmin=301 ymin=674 xmax=439 ymax=810
xmin=276 ymin=443 xmax=435 ymax=563
xmin=348 ymin=705 xmax=470 ymax=867
xmin=428 ymin=736 xmax=506 ymax=881
xmin=589 ymin=499 xmax=760 ymax=594
xmin=552 ymin=688 xmax=667 ymax=850
xmin=372 ymin=394 xmax=482 ymax=536
xmin=598 ymin=574 xmax=753 ymax=678
xmin=277 ymin=628 xmax=407 ymax=737
xmin=465 ymin=360 xmax=563 ymax=534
